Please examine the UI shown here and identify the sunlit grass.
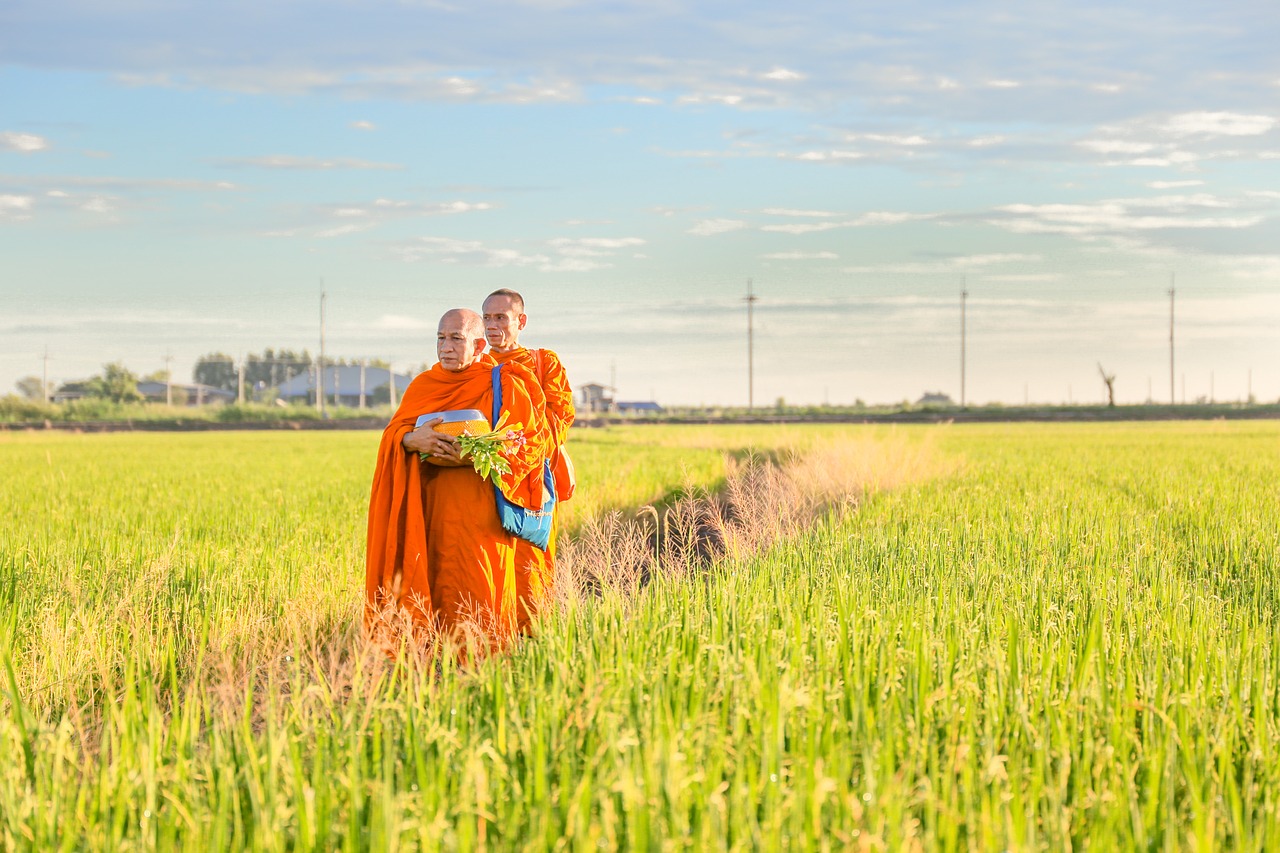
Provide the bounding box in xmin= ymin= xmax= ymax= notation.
xmin=2 ymin=421 xmax=1279 ymax=849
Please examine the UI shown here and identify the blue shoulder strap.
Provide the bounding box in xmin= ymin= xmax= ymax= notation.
xmin=490 ymin=364 xmax=502 ymax=426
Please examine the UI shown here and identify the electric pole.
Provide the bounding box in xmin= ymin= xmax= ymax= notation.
xmin=41 ymin=347 xmax=52 ymax=404
xmin=237 ymin=356 xmax=246 ymax=405
xmin=163 ymin=352 xmax=173 ymax=406
xmin=1168 ymin=276 xmax=1175 ymax=405
xmin=960 ymin=279 xmax=968 ymax=407
xmin=745 ymin=278 xmax=758 ymax=410
xmin=359 ymin=359 xmax=367 ymax=410
xmin=318 ymin=287 xmax=327 ymax=417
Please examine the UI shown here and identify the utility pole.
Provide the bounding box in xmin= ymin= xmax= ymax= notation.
xmin=237 ymin=356 xmax=245 ymax=405
xmin=389 ymin=365 xmax=399 ymax=408
xmin=745 ymin=278 xmax=758 ymax=410
xmin=610 ymin=359 xmax=617 ymax=410
xmin=318 ymin=287 xmax=327 ymax=418
xmin=1210 ymin=371 xmax=1214 ymax=404
xmin=960 ymin=279 xmax=968 ymax=407
xmin=1248 ymin=368 xmax=1253 ymax=403
xmin=359 ymin=359 xmax=367 ymax=410
xmin=1168 ymin=275 xmax=1175 ymax=405
xmin=41 ymin=347 xmax=52 ymax=403
xmin=163 ymin=352 xmax=173 ymax=406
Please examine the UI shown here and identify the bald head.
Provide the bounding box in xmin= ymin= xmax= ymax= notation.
xmin=436 ymin=308 xmax=487 ymax=372
xmin=482 ymin=290 xmax=527 ymax=353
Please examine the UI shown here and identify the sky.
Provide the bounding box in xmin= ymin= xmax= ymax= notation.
xmin=2 ymin=0 xmax=1278 ymax=406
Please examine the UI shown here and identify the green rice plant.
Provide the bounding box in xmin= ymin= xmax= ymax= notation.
xmin=1 ymin=421 xmax=1278 ymax=849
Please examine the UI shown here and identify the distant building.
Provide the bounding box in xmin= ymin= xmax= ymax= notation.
xmin=579 ymin=382 xmax=614 ymax=413
xmin=51 ymin=381 xmax=92 ymax=404
xmin=50 ymin=379 xmax=234 ymax=405
xmin=616 ymin=400 xmax=664 ymax=416
xmin=276 ymin=365 xmax=414 ymax=408
xmin=916 ymin=391 xmax=954 ymax=406
xmin=137 ymin=380 xmax=235 ymax=406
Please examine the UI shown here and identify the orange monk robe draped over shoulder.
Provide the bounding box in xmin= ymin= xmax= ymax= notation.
xmin=365 ymin=353 xmax=550 ymax=641
xmin=489 ymin=347 xmax=575 ymax=632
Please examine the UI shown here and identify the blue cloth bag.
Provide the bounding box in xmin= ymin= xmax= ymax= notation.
xmin=490 ymin=364 xmax=556 ymax=550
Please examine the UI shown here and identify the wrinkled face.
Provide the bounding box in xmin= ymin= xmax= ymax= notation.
xmin=482 ymin=294 xmax=527 ymax=352
xmin=436 ymin=313 xmax=486 ymax=372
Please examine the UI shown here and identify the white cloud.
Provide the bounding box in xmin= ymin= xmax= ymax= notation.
xmin=79 ymin=196 xmax=115 ymax=215
xmin=1078 ymin=139 xmax=1155 ymax=154
xmin=1163 ymin=111 xmax=1277 ymax=137
xmin=760 ymin=211 xmax=932 ymax=234
xmin=550 ymin=236 xmax=645 ymax=249
xmin=687 ymin=218 xmax=747 ymax=236
xmin=991 ymin=195 xmax=1269 ymax=236
xmin=375 ymin=314 xmax=432 ymax=331
xmin=761 ymin=251 xmax=838 ymax=260
xmin=1148 ymin=180 xmax=1204 ymax=189
xmin=852 ymin=211 xmax=933 ymax=226
xmin=396 ymin=236 xmax=549 ymax=267
xmin=846 ymin=132 xmax=929 ymax=146
xmin=677 ymin=93 xmax=745 ymax=107
xmin=350 ymin=120 xmax=376 ymax=131
xmin=215 ymin=155 xmax=405 ymax=171
xmin=392 ymin=233 xmax=643 ymax=272
xmin=762 ymin=67 xmax=805 ymax=82
xmin=315 ymin=222 xmax=376 ymax=238
xmin=843 ymin=253 xmax=1041 ymax=274
xmin=782 ymin=150 xmax=865 ymax=162
xmin=760 ymin=221 xmax=842 ymax=234
xmin=1092 ymin=83 xmax=1123 ymax=93
xmin=986 ymin=79 xmax=1020 ymax=89
xmin=0 ymin=131 xmax=50 ymax=153
xmin=760 ymin=208 xmax=842 ymax=217
xmin=0 ymin=194 xmax=34 ymax=220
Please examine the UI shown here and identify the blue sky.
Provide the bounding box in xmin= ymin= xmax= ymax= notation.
xmin=2 ymin=0 xmax=1278 ymax=405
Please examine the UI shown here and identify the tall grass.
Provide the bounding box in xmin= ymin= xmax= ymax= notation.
xmin=2 ymin=422 xmax=1278 ymax=849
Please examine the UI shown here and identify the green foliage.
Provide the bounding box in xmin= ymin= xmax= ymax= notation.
xmin=13 ymin=376 xmax=46 ymax=401
xmin=2 ymin=423 xmax=1280 ymax=848
xmin=82 ymin=361 xmax=143 ymax=403
xmin=192 ymin=352 xmax=237 ymax=391
xmin=0 ymin=394 xmax=57 ymax=422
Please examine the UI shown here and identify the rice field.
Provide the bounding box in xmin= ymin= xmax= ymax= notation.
xmin=2 ymin=421 xmax=1279 ymax=850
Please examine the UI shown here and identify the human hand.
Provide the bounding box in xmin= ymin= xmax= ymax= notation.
xmin=402 ymin=418 xmax=464 ymax=463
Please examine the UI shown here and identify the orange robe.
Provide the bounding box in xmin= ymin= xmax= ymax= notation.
xmin=489 ymin=347 xmax=575 ymax=631
xmin=365 ymin=354 xmax=549 ymax=648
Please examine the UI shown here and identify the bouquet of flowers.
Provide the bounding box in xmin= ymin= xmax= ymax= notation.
xmin=453 ymin=411 xmax=527 ymax=487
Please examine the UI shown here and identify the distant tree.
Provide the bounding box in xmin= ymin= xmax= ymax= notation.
xmin=1097 ymin=363 xmax=1116 ymax=407
xmin=85 ymin=362 xmax=143 ymax=403
xmin=193 ymin=353 xmax=237 ymax=391
xmin=236 ymin=348 xmax=315 ymax=394
xmin=15 ymin=376 xmax=46 ymax=400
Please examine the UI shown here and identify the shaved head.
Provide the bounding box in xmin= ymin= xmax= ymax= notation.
xmin=436 ymin=308 xmax=487 ymax=371
xmin=485 ymin=288 xmax=524 ymax=313
xmin=439 ymin=308 xmax=484 ymax=339
xmin=482 ymin=290 xmax=528 ymax=353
